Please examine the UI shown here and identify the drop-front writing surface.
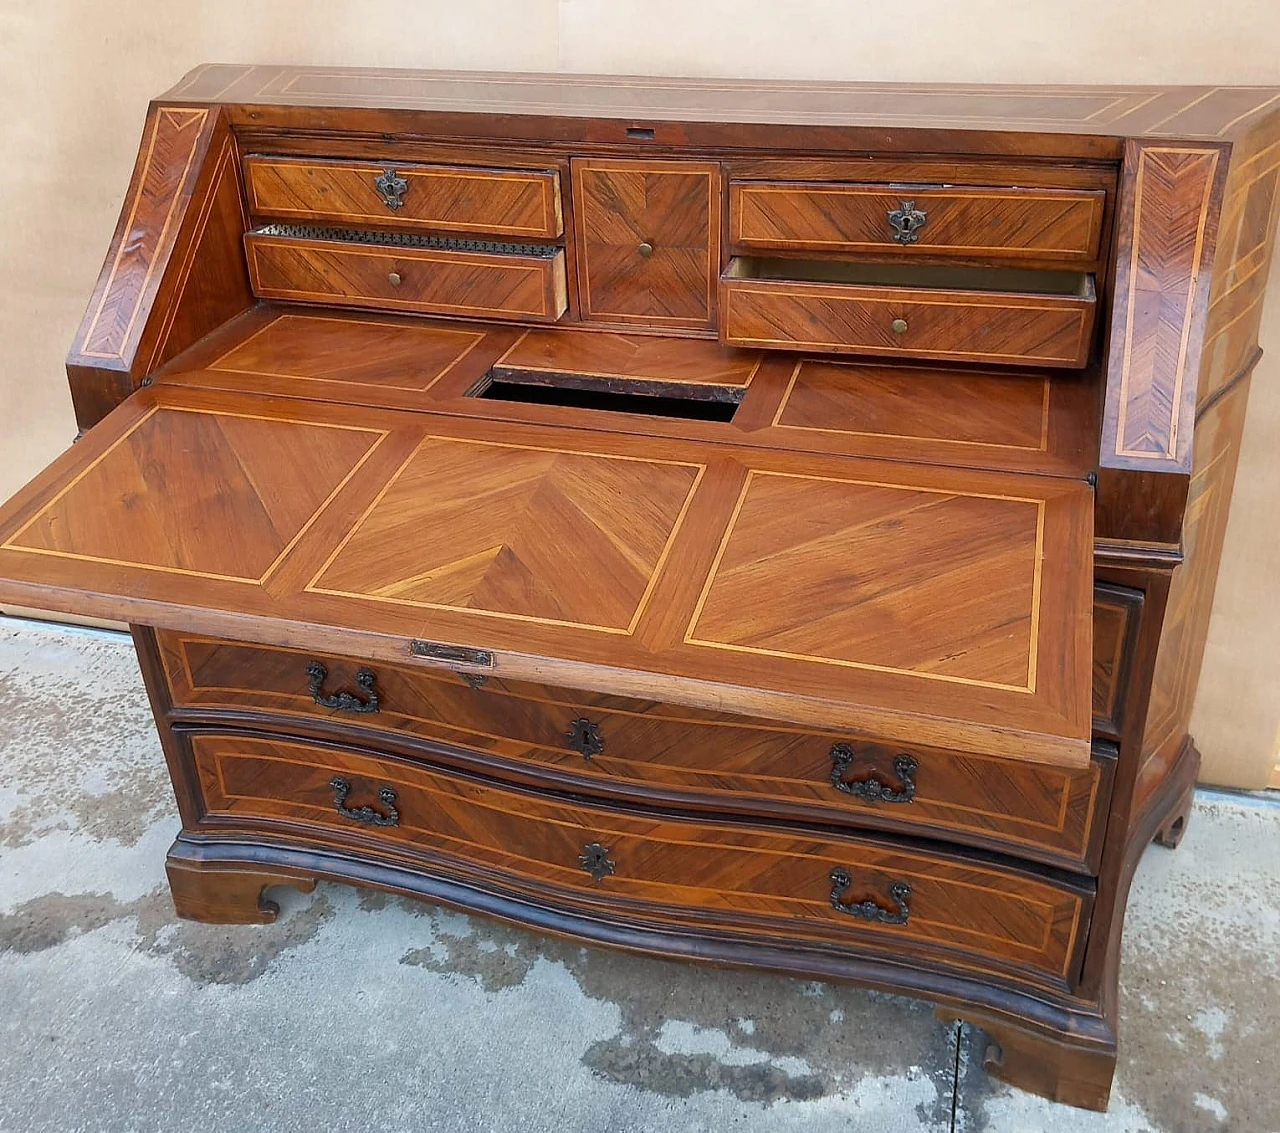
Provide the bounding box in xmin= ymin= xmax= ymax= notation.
xmin=0 ymin=384 xmax=1093 ymax=765
xmin=6 ymin=65 xmax=1280 ymax=1113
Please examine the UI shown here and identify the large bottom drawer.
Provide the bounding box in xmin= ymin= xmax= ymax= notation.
xmin=185 ymin=729 xmax=1093 ymax=986
xmin=157 ymin=631 xmax=1112 ymax=869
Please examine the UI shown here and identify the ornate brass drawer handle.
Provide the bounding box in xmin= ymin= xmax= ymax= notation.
xmin=305 ymin=661 xmax=380 ymax=714
xmin=579 ymin=842 xmax=615 ymax=882
xmin=566 ymin=717 xmax=604 ymax=760
xmin=887 ymin=200 xmax=927 ymax=244
xmin=829 ymin=744 xmax=918 ymax=803
xmin=828 ymin=869 xmax=911 ymax=925
xmin=329 ymin=776 xmax=400 ymax=827
xmin=374 ymin=167 xmax=408 ymax=210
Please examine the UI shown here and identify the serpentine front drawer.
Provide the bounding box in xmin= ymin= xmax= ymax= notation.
xmin=155 ymin=631 xmax=1116 ymax=871
xmin=184 ymin=728 xmax=1093 ymax=987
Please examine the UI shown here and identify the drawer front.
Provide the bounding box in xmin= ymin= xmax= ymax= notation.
xmin=571 ymin=158 xmax=721 ymax=329
xmin=244 ymin=156 xmax=563 ymax=238
xmin=1092 ymin=584 xmax=1144 ymax=742
xmin=245 ymin=231 xmax=568 ymax=322
xmin=158 ymin=632 xmax=1110 ymax=868
xmin=730 ymin=181 xmax=1106 ymax=262
xmin=188 ymin=730 xmax=1091 ymax=984
xmin=720 ymin=275 xmax=1095 ymax=368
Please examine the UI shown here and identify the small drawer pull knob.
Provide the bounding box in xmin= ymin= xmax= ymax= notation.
xmin=891 ymin=318 xmax=909 ymax=335
xmin=829 ymin=869 xmax=911 ymax=925
xmin=387 ymin=271 xmax=403 ymax=287
xmin=637 ymin=241 xmax=654 ymax=258
xmin=306 ymin=661 xmax=380 ymax=714
xmin=329 ymin=776 xmax=399 ymax=827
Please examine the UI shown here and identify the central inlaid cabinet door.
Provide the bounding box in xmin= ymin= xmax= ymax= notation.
xmin=571 ymin=159 xmax=721 ymax=329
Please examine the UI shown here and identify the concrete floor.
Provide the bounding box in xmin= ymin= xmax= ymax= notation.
xmin=0 ymin=618 xmax=1277 ymax=1133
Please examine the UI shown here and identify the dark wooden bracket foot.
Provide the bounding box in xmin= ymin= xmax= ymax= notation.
xmin=1153 ymin=785 xmax=1194 ymax=849
xmin=934 ymin=1005 xmax=1117 ymax=1112
xmin=166 ymin=857 xmax=318 ymax=924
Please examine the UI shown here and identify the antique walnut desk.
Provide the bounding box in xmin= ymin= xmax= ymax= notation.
xmin=1 ymin=66 xmax=1278 ymax=1110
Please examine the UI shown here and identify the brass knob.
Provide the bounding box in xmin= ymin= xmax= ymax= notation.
xmin=637 ymin=241 xmax=654 ymax=258
xmin=387 ymin=271 xmax=402 ymax=287
xmin=891 ymin=317 xmax=908 ymax=335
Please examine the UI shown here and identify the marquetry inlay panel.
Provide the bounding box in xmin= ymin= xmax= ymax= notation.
xmin=773 ymin=361 xmax=1051 ymax=451
xmin=686 ymin=470 xmax=1043 ymax=691
xmin=75 ymin=106 xmax=213 ymax=364
xmin=1101 ymin=142 xmax=1226 ymax=472
xmin=209 ymin=313 xmax=486 ymax=392
xmin=309 ymin=435 xmax=704 ymax=632
xmin=572 ymin=159 xmax=721 ymax=328
xmin=2 ymin=408 xmax=384 ymax=582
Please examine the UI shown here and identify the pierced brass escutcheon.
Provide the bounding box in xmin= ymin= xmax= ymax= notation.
xmin=887 ymin=200 xmax=928 ymax=244
xmin=374 ymin=167 xmax=408 ymax=210
xmin=566 ymin=718 xmax=604 ymax=760
xmin=579 ymin=842 xmax=616 ymax=882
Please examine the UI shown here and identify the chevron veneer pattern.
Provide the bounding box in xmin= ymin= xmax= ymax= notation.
xmin=573 ymin=160 xmax=720 ymax=327
xmin=1102 ymin=144 xmax=1225 ymax=471
xmin=310 ymin=435 xmax=704 ymax=631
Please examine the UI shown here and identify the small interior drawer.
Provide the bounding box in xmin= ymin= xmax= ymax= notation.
xmin=244 ymin=155 xmax=564 ymax=238
xmin=720 ymin=258 xmax=1096 ymax=368
xmin=730 ymin=180 xmax=1106 ymax=263
xmin=244 ymin=225 xmax=568 ymax=323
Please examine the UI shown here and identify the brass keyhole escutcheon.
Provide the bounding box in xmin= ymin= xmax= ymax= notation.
xmin=387 ymin=271 xmax=402 ymax=287
xmin=638 ymin=241 xmax=654 ymax=258
xmin=891 ymin=318 xmax=908 ymax=335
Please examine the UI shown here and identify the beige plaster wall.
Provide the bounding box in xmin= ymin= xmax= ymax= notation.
xmin=0 ymin=0 xmax=1277 ymax=785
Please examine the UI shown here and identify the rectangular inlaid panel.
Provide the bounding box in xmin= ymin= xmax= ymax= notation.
xmin=773 ymin=360 xmax=1051 ymax=450
xmin=243 ymin=155 xmax=563 ymax=237
xmin=160 ymin=631 xmax=1112 ymax=868
xmin=721 ymin=266 xmax=1095 ymax=367
xmin=1101 ymin=142 xmax=1226 ymax=472
xmin=245 ymin=232 xmax=568 ymax=322
xmin=491 ymin=329 xmax=762 ymax=400
xmin=686 ymin=469 xmax=1044 ymax=691
xmin=730 ymin=181 xmax=1106 ymax=262
xmin=308 ymin=434 xmax=705 ymax=633
xmin=572 ymin=159 xmax=720 ymax=329
xmin=0 ymin=407 xmax=384 ymax=583
xmin=74 ymin=106 xmax=213 ymax=363
xmin=208 ymin=313 xmax=487 ymax=393
xmin=189 ymin=731 xmax=1090 ymax=982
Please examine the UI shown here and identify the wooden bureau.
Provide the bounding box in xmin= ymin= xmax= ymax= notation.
xmin=2 ymin=66 xmax=1278 ymax=1111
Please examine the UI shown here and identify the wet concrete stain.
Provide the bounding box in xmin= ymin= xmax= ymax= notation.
xmin=395 ymin=895 xmax=957 ymax=1114
xmin=0 ymin=630 xmax=172 ymax=849
xmin=0 ymin=887 xmax=334 ymax=985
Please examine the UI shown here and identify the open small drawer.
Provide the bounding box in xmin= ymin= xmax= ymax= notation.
xmin=720 ymin=258 xmax=1097 ymax=368
xmin=245 ymin=225 xmax=568 ymax=323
